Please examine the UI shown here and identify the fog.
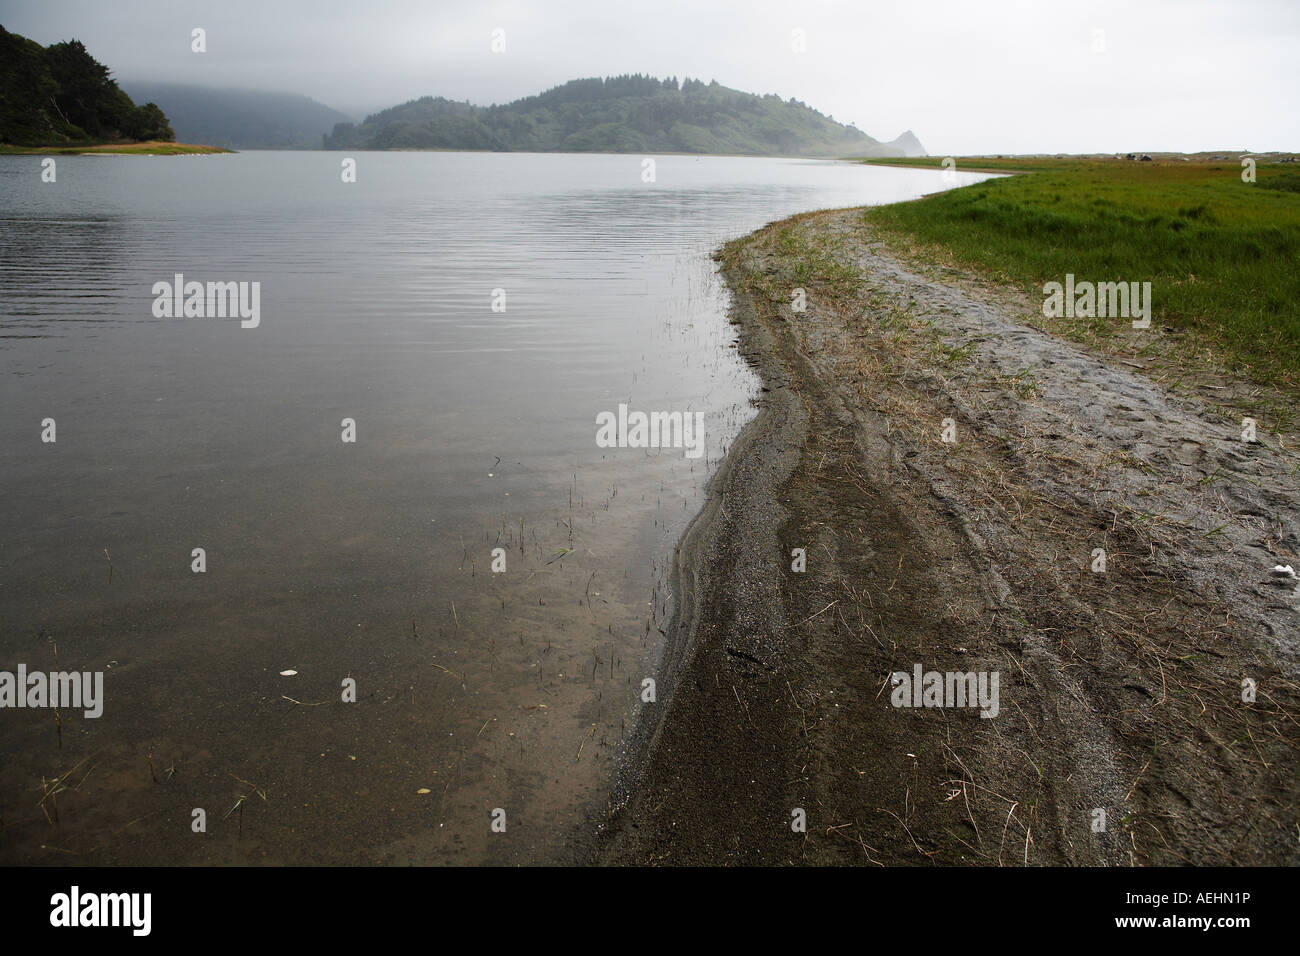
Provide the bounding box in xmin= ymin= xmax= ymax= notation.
xmin=2 ymin=0 xmax=1294 ymax=153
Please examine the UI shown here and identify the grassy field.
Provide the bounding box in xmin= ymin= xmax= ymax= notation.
xmin=859 ymin=156 xmax=1300 ymax=392
xmin=0 ymin=140 xmax=232 ymax=155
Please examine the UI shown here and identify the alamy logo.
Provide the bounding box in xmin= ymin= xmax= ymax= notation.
xmin=595 ymin=403 xmax=705 ymax=459
xmin=1042 ymin=274 xmax=1151 ymax=329
xmin=0 ymin=665 xmax=103 ymax=718
xmin=890 ymin=664 xmax=999 ymax=718
xmin=50 ymin=886 xmax=150 ymax=936
xmin=151 ymin=274 xmax=261 ymax=328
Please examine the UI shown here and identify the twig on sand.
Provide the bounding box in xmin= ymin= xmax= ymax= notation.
xmin=431 ymin=661 xmax=465 ymax=686
xmin=226 ymin=771 xmax=267 ymax=802
xmin=38 ymin=756 xmax=92 ymax=825
xmin=1123 ymin=756 xmax=1153 ymax=804
xmin=999 ymin=801 xmax=1020 ymax=866
xmin=878 ymin=806 xmax=931 ymax=859
xmin=826 ymin=822 xmax=883 ymax=865
xmin=576 ymin=724 xmax=596 ymax=762
xmin=224 ymin=771 xmax=268 ymax=837
xmin=788 ymin=600 xmax=839 ymax=629
xmin=731 ymin=684 xmax=758 ymax=730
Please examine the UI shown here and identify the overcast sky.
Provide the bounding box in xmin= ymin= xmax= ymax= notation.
xmin=2 ymin=0 xmax=1294 ymax=154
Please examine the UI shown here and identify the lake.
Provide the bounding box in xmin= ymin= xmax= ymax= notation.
xmin=0 ymin=150 xmax=990 ymax=863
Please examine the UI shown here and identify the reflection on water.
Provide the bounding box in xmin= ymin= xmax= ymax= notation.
xmin=0 ymin=151 xmax=991 ymax=864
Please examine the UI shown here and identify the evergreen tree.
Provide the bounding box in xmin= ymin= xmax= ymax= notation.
xmin=0 ymin=26 xmax=176 ymax=145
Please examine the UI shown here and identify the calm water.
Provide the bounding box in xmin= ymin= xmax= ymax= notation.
xmin=0 ymin=151 xmax=989 ymax=864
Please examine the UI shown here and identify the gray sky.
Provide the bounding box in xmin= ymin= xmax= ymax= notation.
xmin=2 ymin=0 xmax=1294 ymax=153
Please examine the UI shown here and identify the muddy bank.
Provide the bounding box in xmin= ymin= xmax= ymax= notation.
xmin=598 ymin=208 xmax=1300 ymax=865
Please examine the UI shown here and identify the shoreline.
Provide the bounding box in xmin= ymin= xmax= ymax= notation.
xmin=597 ymin=206 xmax=1299 ymax=865
xmin=594 ymin=256 xmax=800 ymax=829
xmin=0 ymin=141 xmax=232 ymax=155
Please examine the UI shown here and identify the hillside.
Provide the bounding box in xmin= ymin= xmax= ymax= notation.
xmin=848 ymin=128 xmax=926 ymax=158
xmin=324 ymin=74 xmax=924 ymax=157
xmin=122 ymin=82 xmax=353 ymax=149
xmin=0 ymin=24 xmax=173 ymax=146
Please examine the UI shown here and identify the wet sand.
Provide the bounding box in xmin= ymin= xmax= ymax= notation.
xmin=600 ymin=208 xmax=1300 ymax=865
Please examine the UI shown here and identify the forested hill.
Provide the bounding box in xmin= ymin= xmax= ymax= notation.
xmin=0 ymin=25 xmax=174 ymax=146
xmin=324 ymin=75 xmax=924 ymax=157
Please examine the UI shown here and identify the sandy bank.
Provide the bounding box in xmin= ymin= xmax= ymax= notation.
xmin=598 ymin=207 xmax=1299 ymax=865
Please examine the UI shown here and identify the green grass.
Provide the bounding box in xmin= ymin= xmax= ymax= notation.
xmin=771 ymin=223 xmax=862 ymax=297
xmin=858 ymin=156 xmax=1300 ymax=389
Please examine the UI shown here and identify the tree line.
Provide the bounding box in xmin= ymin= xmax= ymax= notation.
xmin=324 ymin=75 xmax=873 ymax=156
xmin=0 ymin=25 xmax=174 ymax=146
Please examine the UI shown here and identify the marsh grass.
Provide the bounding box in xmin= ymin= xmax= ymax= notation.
xmin=861 ymin=157 xmax=1300 ymax=391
